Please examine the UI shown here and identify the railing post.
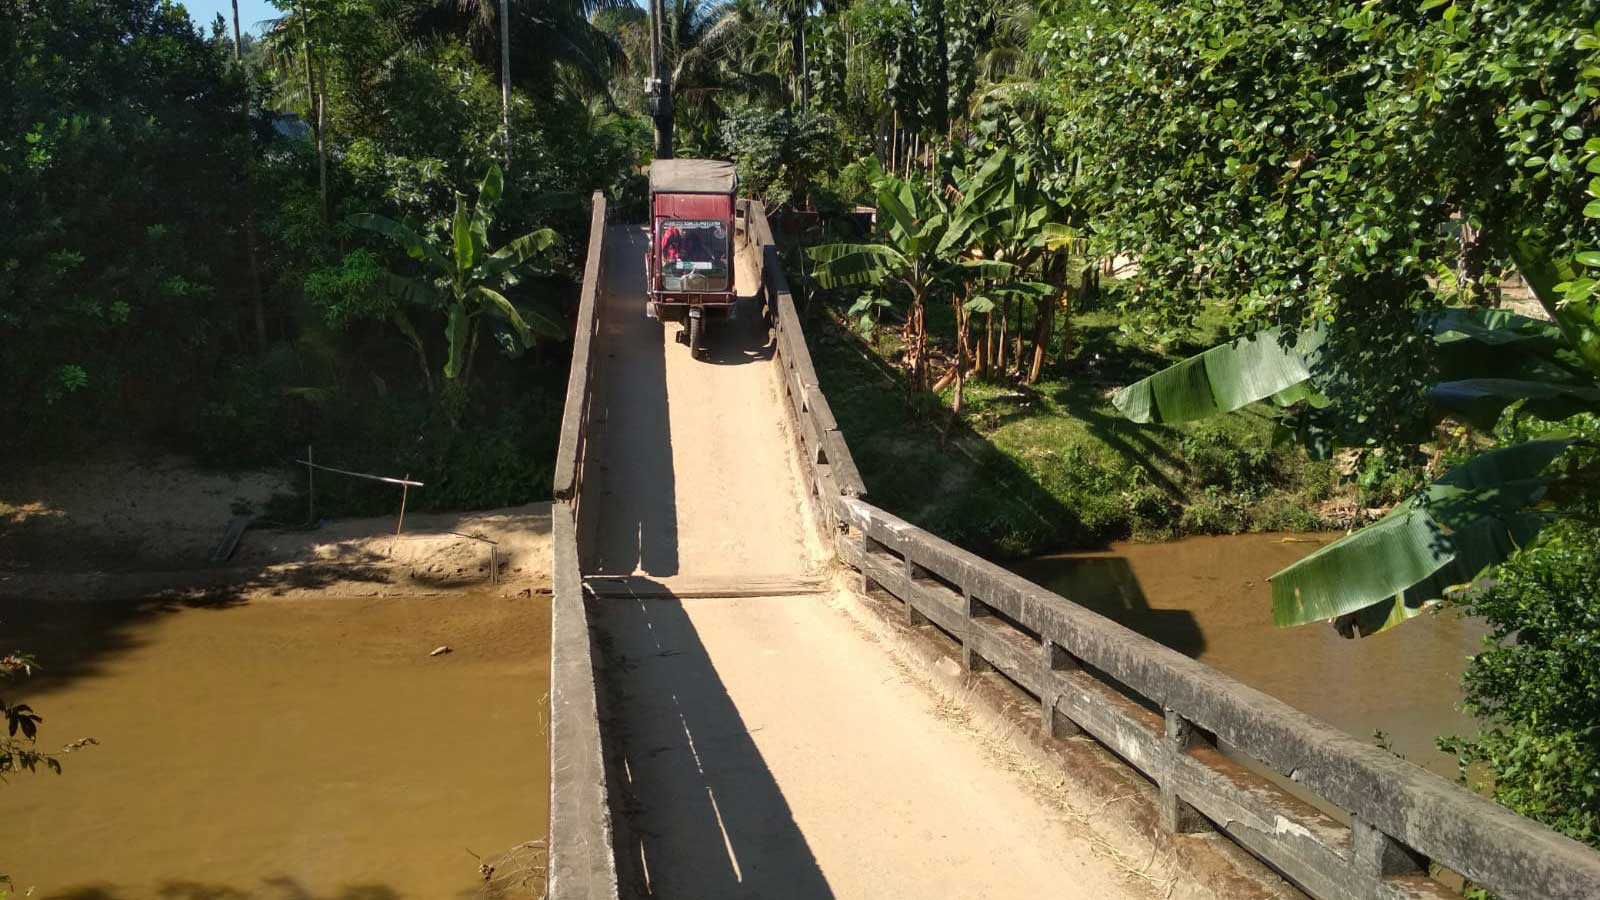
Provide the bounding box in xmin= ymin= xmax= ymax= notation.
xmin=1041 ymin=639 xmax=1081 ymax=740
xmin=904 ymin=555 xmax=929 ymax=627
xmin=962 ymin=590 xmax=991 ymax=673
xmin=1353 ymin=818 xmax=1427 ymax=879
xmin=1159 ymin=708 xmax=1211 ymax=834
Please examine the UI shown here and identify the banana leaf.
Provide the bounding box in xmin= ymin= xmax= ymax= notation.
xmin=1114 ymin=307 xmax=1584 ymax=428
xmin=349 ymin=213 xmax=448 ymax=271
xmin=1426 ymin=307 xmax=1565 ymax=346
xmin=444 ymin=305 xmax=469 ymax=380
xmin=472 ymin=165 xmax=504 ymax=247
xmin=1429 ymin=378 xmax=1600 ymax=429
xmin=452 ymin=194 xmax=477 ymax=272
xmin=378 ymin=273 xmax=436 ymax=308
xmin=474 ymin=286 xmax=533 ymax=345
xmin=1270 ymin=439 xmax=1571 ymax=630
xmin=1113 ymin=328 xmax=1325 ymax=424
xmin=482 ymin=228 xmax=559 ymax=278
xmin=808 ymin=243 xmax=908 ymax=289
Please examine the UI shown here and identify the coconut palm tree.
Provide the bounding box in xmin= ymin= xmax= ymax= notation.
xmin=661 ymin=0 xmax=773 ymax=146
xmin=398 ymin=0 xmax=631 ymax=103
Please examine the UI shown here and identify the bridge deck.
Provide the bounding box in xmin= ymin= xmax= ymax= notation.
xmin=585 ymin=226 xmax=1152 ymax=900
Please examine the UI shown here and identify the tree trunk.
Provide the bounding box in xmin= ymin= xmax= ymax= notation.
xmin=953 ymin=293 xmax=969 ymax=413
xmin=1027 ymin=294 xmax=1053 ymax=384
xmin=499 ymin=0 xmax=512 ymax=167
xmin=889 ymin=110 xmax=897 ymax=172
xmin=230 ymin=0 xmax=267 ymax=354
xmin=462 ymin=317 xmax=482 ymax=391
xmin=299 ymin=8 xmax=326 ymax=223
xmin=1013 ymin=300 xmax=1025 ymax=378
xmin=904 ymin=288 xmax=928 ymax=392
xmin=315 ymin=60 xmax=328 ymax=223
xmin=975 ymin=311 xmax=991 ymax=377
xmin=997 ymin=298 xmax=1009 ymax=375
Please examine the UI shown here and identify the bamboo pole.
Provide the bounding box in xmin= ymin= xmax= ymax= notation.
xmin=391 ymin=474 xmax=410 ymax=558
xmin=307 ymin=444 xmax=316 ymax=524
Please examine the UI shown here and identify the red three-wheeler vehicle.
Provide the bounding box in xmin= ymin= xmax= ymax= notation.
xmin=646 ymin=159 xmax=739 ymax=359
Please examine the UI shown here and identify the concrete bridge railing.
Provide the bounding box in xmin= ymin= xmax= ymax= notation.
xmin=547 ymin=192 xmax=620 ymax=900
xmin=742 ymin=199 xmax=1600 ymax=900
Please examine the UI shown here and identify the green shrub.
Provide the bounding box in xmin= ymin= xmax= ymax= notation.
xmin=1441 ymin=519 xmax=1600 ymax=850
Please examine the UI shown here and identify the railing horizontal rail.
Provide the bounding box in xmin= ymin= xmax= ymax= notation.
xmin=553 ymin=193 xmax=610 ymax=503
xmin=547 ymin=192 xmax=620 ymax=900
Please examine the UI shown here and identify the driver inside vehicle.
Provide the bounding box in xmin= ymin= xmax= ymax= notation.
xmin=660 ymin=222 xmax=725 ymax=268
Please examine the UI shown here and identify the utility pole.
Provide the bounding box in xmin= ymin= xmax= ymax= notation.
xmin=499 ymin=0 xmax=512 ymax=167
xmin=646 ymin=0 xmax=673 ymax=159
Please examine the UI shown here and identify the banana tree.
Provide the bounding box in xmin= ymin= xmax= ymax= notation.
xmin=351 ymin=165 xmax=563 ymax=392
xmin=808 ymin=162 xmax=1009 ymax=391
xmin=945 ymin=148 xmax=1072 ymax=384
xmin=1112 ymin=301 xmax=1598 ymax=637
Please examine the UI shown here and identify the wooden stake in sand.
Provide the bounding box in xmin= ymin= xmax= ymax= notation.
xmin=391 ymin=474 xmax=410 ymax=558
xmin=289 ymin=458 xmax=424 ymax=550
xmin=307 ymin=444 xmax=316 ymax=525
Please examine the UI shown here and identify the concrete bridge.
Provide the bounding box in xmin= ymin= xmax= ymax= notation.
xmin=545 ymin=195 xmax=1600 ymax=900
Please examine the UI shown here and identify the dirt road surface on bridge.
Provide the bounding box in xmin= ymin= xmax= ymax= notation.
xmin=585 ymin=226 xmax=1161 ymax=900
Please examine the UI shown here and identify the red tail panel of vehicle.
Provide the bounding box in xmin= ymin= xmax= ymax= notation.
xmin=654 ymin=192 xmax=734 ymax=220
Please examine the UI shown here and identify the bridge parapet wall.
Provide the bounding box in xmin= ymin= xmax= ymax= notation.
xmin=743 ymin=201 xmax=1600 ymax=900
xmin=744 ymin=201 xmax=867 ymax=536
xmin=547 ymin=192 xmax=620 ymax=900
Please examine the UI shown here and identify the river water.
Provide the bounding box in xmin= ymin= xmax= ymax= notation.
xmin=1011 ymin=532 xmax=1485 ymax=778
xmin=1 ymin=588 xmax=551 ymax=900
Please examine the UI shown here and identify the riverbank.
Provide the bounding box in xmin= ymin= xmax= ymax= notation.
xmin=807 ymin=300 xmax=1346 ymax=557
xmin=1 ymin=457 xmax=554 ymax=900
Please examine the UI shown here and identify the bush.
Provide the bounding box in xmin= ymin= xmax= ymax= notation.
xmin=1441 ymin=519 xmax=1600 ymax=850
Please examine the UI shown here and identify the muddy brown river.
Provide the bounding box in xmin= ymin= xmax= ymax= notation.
xmin=1 ymin=587 xmax=551 ymax=900
xmin=1012 ymin=532 xmax=1485 ymax=778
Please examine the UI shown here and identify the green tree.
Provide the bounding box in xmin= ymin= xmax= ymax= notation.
xmin=351 ymin=165 xmax=564 ymax=393
xmin=1 ymin=0 xmax=256 ymax=447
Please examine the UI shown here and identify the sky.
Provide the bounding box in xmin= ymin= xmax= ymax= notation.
xmin=177 ymin=0 xmax=280 ymax=35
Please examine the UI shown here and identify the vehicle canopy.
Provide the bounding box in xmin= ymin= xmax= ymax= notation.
xmin=649 ymin=159 xmax=737 ymax=196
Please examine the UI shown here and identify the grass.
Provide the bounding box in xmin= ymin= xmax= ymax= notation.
xmin=806 ymin=291 xmax=1338 ymax=559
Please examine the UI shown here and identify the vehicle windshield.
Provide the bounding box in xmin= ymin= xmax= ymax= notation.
xmin=656 ymin=219 xmax=730 ymax=292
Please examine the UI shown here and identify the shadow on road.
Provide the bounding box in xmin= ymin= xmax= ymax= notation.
xmin=591 ymin=227 xmax=680 ymax=577
xmin=595 ymin=584 xmax=835 ymax=900
xmin=699 ymin=301 xmax=775 ymax=368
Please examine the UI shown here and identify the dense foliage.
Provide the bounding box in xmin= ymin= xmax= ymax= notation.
xmin=3 ymin=0 xmax=644 ymax=511
xmin=1441 ymin=518 xmax=1600 ymax=848
xmin=2 ymin=0 xmax=254 ymax=439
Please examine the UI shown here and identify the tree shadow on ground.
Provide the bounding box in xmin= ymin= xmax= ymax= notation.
xmin=0 ymin=554 xmax=392 ymax=699
xmin=803 ymin=303 xmax=1091 ymax=556
xmin=1011 ymin=554 xmax=1206 ymax=658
